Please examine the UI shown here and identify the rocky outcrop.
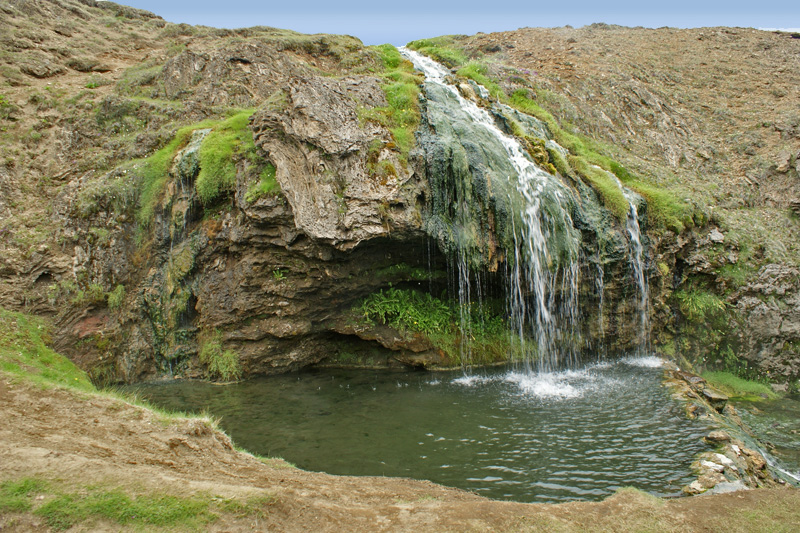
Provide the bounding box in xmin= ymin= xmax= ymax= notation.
xmin=730 ymin=265 xmax=800 ymax=379
xmin=251 ymin=75 xmax=425 ymax=250
xmin=89 ymin=72 xmax=433 ymax=381
xmin=665 ymin=370 xmax=783 ymax=494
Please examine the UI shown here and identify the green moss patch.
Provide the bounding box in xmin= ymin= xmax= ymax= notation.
xmin=195 ymin=109 xmax=256 ymax=205
xmin=702 ymin=371 xmax=778 ymax=401
xmin=245 ymin=162 xmax=280 ymax=203
xmin=135 ymin=109 xmax=259 ymax=226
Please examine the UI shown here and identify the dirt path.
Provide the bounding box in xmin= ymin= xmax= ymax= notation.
xmin=1 ymin=375 xmax=798 ymax=532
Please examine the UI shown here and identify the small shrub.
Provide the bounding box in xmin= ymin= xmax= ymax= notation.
xmin=198 ymin=330 xmax=242 ymax=382
xmin=85 ymin=74 xmax=111 ymax=89
xmin=116 ymin=60 xmax=163 ymax=96
xmin=0 ymin=94 xmax=17 ymax=119
xmin=674 ymin=289 xmax=727 ymax=323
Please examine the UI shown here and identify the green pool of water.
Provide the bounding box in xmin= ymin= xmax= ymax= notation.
xmin=128 ymin=357 xmax=712 ymax=503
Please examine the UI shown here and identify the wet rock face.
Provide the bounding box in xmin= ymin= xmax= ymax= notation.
xmin=251 ymin=75 xmax=426 ymax=250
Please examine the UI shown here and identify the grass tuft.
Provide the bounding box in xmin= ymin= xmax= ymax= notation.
xmin=0 ymin=478 xmax=47 ymax=513
xmin=245 ymin=162 xmax=280 ymax=202
xmin=407 ymin=37 xmax=468 ymax=68
xmin=35 ymin=488 xmax=212 ymax=530
xmin=457 ymin=62 xmax=502 ymax=98
xmin=673 ymin=289 xmax=727 ymax=323
xmin=198 ymin=330 xmax=242 ymax=382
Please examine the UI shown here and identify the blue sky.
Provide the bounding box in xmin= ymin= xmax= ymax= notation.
xmin=120 ymin=1 xmax=799 ymax=45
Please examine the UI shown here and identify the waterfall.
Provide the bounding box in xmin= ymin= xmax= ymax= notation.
xmin=402 ymin=48 xmax=583 ymax=371
xmin=606 ymin=169 xmax=651 ymax=352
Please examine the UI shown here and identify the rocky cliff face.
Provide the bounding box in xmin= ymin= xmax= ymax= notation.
xmin=1 ymin=1 xmax=798 ymax=385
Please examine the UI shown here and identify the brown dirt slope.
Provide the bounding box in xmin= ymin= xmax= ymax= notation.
xmin=1 ymin=374 xmax=799 ymax=532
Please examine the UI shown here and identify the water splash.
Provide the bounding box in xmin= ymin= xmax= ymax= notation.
xmin=621 ymin=355 xmax=664 ymax=368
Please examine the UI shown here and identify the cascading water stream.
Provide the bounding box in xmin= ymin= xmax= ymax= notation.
xmin=401 ymin=48 xmax=582 ymax=371
xmin=606 ymin=170 xmax=651 ymax=352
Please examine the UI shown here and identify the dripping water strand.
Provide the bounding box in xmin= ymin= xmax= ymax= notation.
xmin=605 ymin=169 xmax=651 ymax=353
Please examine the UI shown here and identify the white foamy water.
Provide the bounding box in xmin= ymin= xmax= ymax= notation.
xmin=504 ymin=371 xmax=581 ymax=399
xmin=621 ymin=355 xmax=664 ymax=368
xmin=452 ymin=375 xmax=493 ymax=387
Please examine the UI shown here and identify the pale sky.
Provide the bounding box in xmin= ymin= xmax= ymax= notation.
xmin=119 ymin=0 xmax=799 ymax=45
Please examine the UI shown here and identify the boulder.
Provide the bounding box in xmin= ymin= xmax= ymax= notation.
xmin=704 ymin=430 xmax=731 ymax=443
xmin=708 ymin=228 xmax=725 ymax=243
xmin=775 ymin=151 xmax=792 ymax=173
xmin=702 ymin=387 xmax=729 ymax=411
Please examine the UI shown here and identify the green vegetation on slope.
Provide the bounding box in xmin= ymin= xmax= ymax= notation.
xmin=136 ymin=108 xmax=273 ymax=226
xmin=0 ymin=306 xmax=277 ymax=528
xmin=0 ymin=475 xmax=275 ymax=531
xmin=360 ymin=44 xmax=424 ymax=162
xmin=507 ymin=89 xmax=696 ymax=232
xmin=456 ymin=62 xmax=502 ymax=98
xmin=195 ymin=109 xmax=257 ymax=205
xmin=407 ymin=36 xmax=468 ymax=68
xmin=0 ymin=307 xmax=94 ymax=391
xmin=34 ymin=485 xmax=214 ymax=531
